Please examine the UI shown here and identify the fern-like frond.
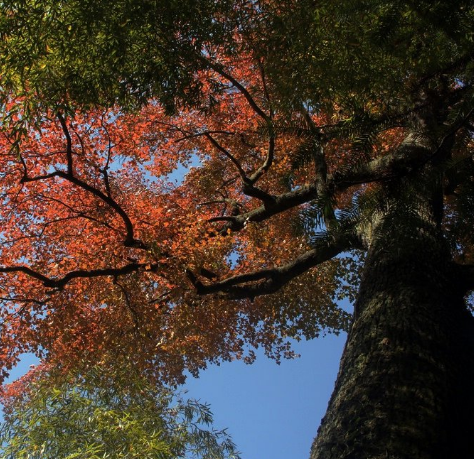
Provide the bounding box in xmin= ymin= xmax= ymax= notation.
xmin=291 ymin=136 xmax=321 ymax=171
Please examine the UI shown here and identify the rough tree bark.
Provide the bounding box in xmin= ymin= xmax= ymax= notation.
xmin=310 ymin=190 xmax=474 ymax=458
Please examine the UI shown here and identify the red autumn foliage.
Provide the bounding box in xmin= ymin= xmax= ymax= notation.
xmin=0 ymin=51 xmax=357 ymax=384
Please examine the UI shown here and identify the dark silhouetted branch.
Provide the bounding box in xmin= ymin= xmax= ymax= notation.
xmin=187 ymin=234 xmax=351 ymax=299
xmin=0 ymin=262 xmax=158 ymax=291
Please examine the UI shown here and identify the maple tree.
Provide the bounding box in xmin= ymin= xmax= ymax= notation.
xmin=1 ymin=0 xmax=474 ymax=458
xmin=0 ymin=362 xmax=240 ymax=459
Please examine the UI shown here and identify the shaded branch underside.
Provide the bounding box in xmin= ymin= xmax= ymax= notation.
xmin=187 ymin=234 xmax=352 ymax=299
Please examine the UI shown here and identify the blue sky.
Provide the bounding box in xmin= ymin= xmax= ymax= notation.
xmin=185 ymin=332 xmax=346 ymax=459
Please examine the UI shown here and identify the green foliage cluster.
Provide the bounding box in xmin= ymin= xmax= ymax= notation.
xmin=259 ymin=0 xmax=474 ymax=113
xmin=0 ymin=0 xmax=232 ymax=113
xmin=0 ymin=366 xmax=240 ymax=459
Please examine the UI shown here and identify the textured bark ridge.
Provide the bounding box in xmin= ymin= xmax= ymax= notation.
xmin=310 ymin=214 xmax=474 ymax=459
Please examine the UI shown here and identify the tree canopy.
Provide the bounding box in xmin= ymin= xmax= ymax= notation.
xmin=0 ymin=0 xmax=233 ymax=113
xmin=0 ymin=50 xmax=357 ymax=381
xmin=0 ymin=0 xmax=472 ymax=381
xmin=1 ymin=0 xmax=474 ymax=457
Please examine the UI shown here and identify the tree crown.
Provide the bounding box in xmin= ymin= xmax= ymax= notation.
xmin=0 ymin=0 xmax=473 ymax=384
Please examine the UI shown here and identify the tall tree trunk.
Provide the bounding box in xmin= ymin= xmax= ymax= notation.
xmin=310 ymin=208 xmax=474 ymax=458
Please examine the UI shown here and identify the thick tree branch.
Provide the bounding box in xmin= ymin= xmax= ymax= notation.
xmin=333 ymin=108 xmax=474 ymax=189
xmin=0 ymin=262 xmax=158 ymax=291
xmin=212 ymin=124 xmax=459 ymax=236
xmin=215 ymin=184 xmax=319 ymax=234
xmin=414 ymin=51 xmax=474 ymax=90
xmin=187 ymin=234 xmax=351 ymax=299
xmin=331 ymin=140 xmax=431 ymax=188
xmin=211 ymin=148 xmax=413 ymax=235
xmin=241 ymin=182 xmax=276 ymax=206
